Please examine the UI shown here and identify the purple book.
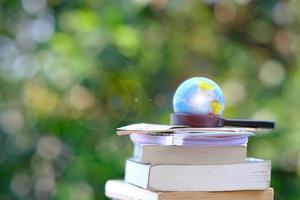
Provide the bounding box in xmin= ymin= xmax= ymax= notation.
xmin=130 ymin=131 xmax=252 ymax=146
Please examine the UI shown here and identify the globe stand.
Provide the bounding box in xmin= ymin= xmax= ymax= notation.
xmin=170 ymin=113 xmax=224 ymax=127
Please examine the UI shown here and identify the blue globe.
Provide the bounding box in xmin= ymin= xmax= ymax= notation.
xmin=173 ymin=77 xmax=225 ymax=115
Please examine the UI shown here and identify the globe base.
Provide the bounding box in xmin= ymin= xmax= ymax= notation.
xmin=170 ymin=113 xmax=224 ymax=127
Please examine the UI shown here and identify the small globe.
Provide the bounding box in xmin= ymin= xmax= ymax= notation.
xmin=173 ymin=77 xmax=225 ymax=115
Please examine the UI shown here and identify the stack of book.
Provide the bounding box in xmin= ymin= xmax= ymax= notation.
xmin=105 ymin=123 xmax=273 ymax=200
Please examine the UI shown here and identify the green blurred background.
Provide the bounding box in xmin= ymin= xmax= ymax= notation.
xmin=0 ymin=0 xmax=299 ymax=199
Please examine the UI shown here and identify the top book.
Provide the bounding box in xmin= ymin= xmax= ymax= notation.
xmin=117 ymin=123 xmax=261 ymax=136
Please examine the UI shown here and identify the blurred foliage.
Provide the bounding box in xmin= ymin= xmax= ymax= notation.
xmin=0 ymin=0 xmax=300 ymax=199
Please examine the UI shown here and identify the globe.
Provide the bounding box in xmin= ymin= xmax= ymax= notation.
xmin=173 ymin=77 xmax=225 ymax=115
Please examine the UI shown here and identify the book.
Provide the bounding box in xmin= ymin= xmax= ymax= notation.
xmin=117 ymin=123 xmax=260 ymax=135
xmin=133 ymin=144 xmax=247 ymax=164
xmin=130 ymin=133 xmax=252 ymax=146
xmin=125 ymin=158 xmax=271 ymax=192
xmin=105 ymin=180 xmax=274 ymax=200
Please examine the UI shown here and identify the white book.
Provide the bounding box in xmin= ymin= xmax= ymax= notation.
xmin=125 ymin=158 xmax=271 ymax=192
xmin=133 ymin=144 xmax=247 ymax=164
xmin=105 ymin=180 xmax=274 ymax=200
xmin=117 ymin=123 xmax=260 ymax=135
